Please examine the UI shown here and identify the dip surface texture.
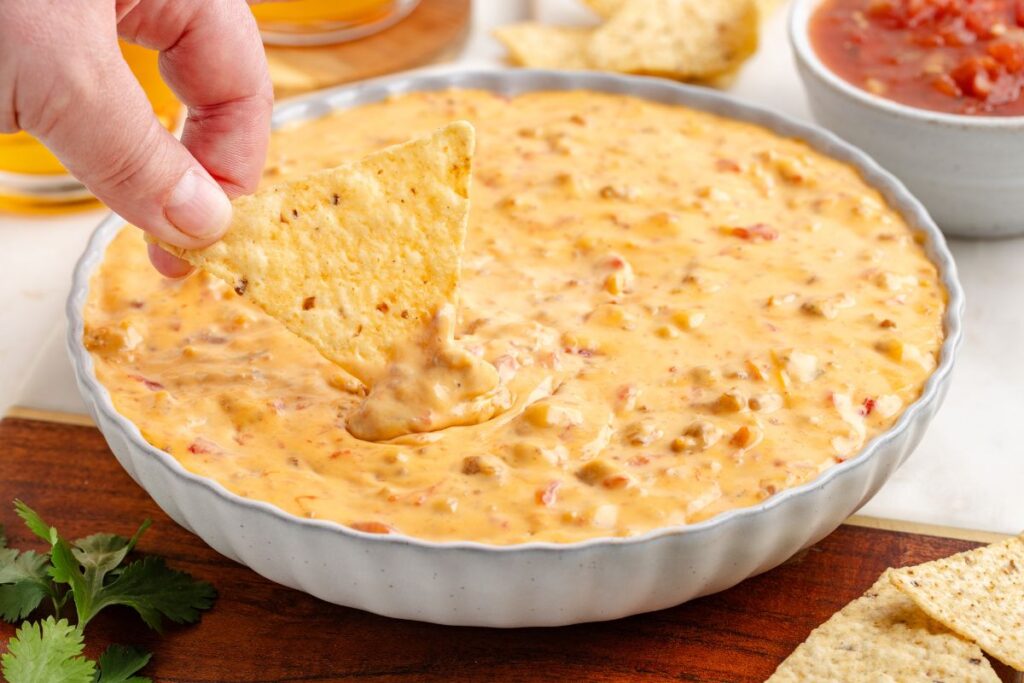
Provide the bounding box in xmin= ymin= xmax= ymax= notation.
xmin=85 ymin=89 xmax=946 ymax=544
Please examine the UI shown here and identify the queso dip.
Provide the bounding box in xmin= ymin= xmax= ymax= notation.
xmin=85 ymin=89 xmax=946 ymax=544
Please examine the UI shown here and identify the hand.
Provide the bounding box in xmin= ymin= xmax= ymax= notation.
xmin=0 ymin=0 xmax=274 ymax=277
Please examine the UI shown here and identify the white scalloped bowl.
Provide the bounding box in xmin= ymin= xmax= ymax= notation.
xmin=67 ymin=69 xmax=964 ymax=627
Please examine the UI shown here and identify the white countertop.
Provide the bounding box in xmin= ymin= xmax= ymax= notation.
xmin=1 ymin=1 xmax=1021 ymax=535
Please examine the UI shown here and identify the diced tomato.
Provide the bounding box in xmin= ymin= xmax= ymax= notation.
xmin=988 ymin=40 xmax=1024 ymax=71
xmin=536 ymin=481 xmax=560 ymax=507
xmin=861 ymin=397 xmax=876 ymax=416
xmin=951 ymin=54 xmax=998 ymax=97
xmin=932 ymin=72 xmax=963 ymax=96
xmin=730 ymin=224 xmax=779 ymax=242
xmin=187 ymin=437 xmax=218 ymax=455
xmin=129 ymin=374 xmax=164 ymax=391
xmin=812 ymin=0 xmax=1024 ymax=114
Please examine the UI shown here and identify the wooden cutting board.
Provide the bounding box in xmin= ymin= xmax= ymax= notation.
xmin=0 ymin=414 xmax=1019 ymax=682
xmin=265 ymin=0 xmax=472 ymax=99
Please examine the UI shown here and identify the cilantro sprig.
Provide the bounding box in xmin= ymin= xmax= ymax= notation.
xmin=0 ymin=501 xmax=216 ymax=682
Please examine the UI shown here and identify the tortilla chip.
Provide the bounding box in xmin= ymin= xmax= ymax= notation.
xmin=581 ymin=0 xmax=626 ymax=18
xmin=156 ymin=121 xmax=474 ymax=385
xmin=766 ymin=571 xmax=1000 ymax=682
xmin=890 ymin=536 xmax=1024 ymax=672
xmin=584 ymin=0 xmax=780 ymax=19
xmin=493 ymin=23 xmax=593 ymax=70
xmin=586 ymin=0 xmax=760 ymax=81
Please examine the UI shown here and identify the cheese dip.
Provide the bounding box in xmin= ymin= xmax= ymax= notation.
xmin=85 ymin=89 xmax=946 ymax=544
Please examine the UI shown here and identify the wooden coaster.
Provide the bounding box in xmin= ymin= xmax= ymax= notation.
xmin=265 ymin=0 xmax=472 ymax=99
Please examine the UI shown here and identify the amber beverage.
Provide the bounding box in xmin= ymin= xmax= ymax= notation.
xmin=0 ymin=42 xmax=180 ymax=211
xmin=253 ymin=0 xmax=421 ymax=45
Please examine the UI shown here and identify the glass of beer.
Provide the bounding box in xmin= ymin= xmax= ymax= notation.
xmin=0 ymin=42 xmax=182 ymax=212
xmin=253 ymin=0 xmax=422 ymax=46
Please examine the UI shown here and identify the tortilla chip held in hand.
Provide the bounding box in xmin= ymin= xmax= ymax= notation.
xmin=156 ymin=121 xmax=474 ymax=386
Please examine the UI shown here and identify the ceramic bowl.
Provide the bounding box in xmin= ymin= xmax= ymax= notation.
xmin=789 ymin=0 xmax=1024 ymax=238
xmin=67 ymin=68 xmax=965 ymax=627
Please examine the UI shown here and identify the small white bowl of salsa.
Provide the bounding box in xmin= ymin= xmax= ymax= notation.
xmin=790 ymin=0 xmax=1024 ymax=238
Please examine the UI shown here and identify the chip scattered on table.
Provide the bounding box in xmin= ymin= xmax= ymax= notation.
xmin=496 ymin=0 xmax=760 ymax=81
xmin=889 ymin=535 xmax=1024 ymax=672
xmin=155 ymin=121 xmax=474 ymax=386
xmin=583 ymin=0 xmax=780 ymax=21
xmin=581 ymin=0 xmax=625 ymax=18
xmin=493 ymin=24 xmax=593 ymax=70
xmin=586 ymin=0 xmax=760 ymax=81
xmin=766 ymin=570 xmax=1000 ymax=683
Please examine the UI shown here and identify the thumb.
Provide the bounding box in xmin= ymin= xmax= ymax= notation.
xmin=28 ymin=42 xmax=232 ymax=254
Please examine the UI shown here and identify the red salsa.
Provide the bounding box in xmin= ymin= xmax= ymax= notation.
xmin=811 ymin=0 xmax=1024 ymax=115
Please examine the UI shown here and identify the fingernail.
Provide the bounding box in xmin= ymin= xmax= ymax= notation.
xmin=165 ymin=169 xmax=232 ymax=240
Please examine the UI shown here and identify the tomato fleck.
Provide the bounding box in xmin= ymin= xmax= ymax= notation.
xmin=730 ymin=224 xmax=779 ymax=241
xmin=536 ymin=481 xmax=560 ymax=506
xmin=861 ymin=397 xmax=877 ymax=416
xmin=716 ymin=158 xmax=742 ymax=172
xmin=129 ymin=374 xmax=164 ymax=391
xmin=187 ymin=438 xmax=217 ymax=455
xmin=351 ymin=521 xmax=392 ymax=534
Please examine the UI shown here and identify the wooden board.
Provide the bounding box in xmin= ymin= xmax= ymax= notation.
xmin=0 ymin=416 xmax=1019 ymax=682
xmin=266 ymin=0 xmax=472 ymax=99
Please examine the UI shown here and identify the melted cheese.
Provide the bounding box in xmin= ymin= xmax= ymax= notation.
xmin=84 ymin=89 xmax=946 ymax=544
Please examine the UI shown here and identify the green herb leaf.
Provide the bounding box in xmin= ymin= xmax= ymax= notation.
xmin=94 ymin=644 xmax=152 ymax=683
xmin=17 ymin=507 xmax=139 ymax=628
xmin=0 ymin=547 xmax=49 ymax=586
xmin=3 ymin=500 xmax=215 ymax=662
xmin=0 ymin=617 xmax=96 ymax=683
xmin=91 ymin=556 xmax=216 ymax=632
xmin=73 ymin=518 xmax=151 ymax=577
xmin=13 ymin=500 xmax=55 ymax=544
xmin=0 ymin=526 xmax=56 ymax=622
xmin=0 ymin=581 xmax=48 ymax=623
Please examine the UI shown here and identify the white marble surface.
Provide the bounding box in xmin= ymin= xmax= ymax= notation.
xmin=1 ymin=1 xmax=1021 ymax=535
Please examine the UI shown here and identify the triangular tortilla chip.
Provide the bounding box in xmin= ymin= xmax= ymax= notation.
xmin=157 ymin=121 xmax=474 ymax=385
xmin=586 ymin=0 xmax=759 ymax=81
xmin=584 ymin=0 xmax=779 ymax=20
xmin=890 ymin=535 xmax=1024 ymax=672
xmin=767 ymin=571 xmax=1000 ymax=682
xmin=582 ymin=0 xmax=626 ymax=17
xmin=493 ymin=23 xmax=593 ymax=70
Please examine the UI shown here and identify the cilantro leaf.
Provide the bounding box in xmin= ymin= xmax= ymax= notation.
xmin=94 ymin=644 xmax=152 ymax=683
xmin=0 ymin=581 xmax=48 ymax=623
xmin=49 ymin=534 xmax=94 ymax=615
xmin=73 ymin=518 xmax=151 ymax=577
xmin=91 ymin=556 xmax=216 ymax=632
xmin=13 ymin=500 xmax=55 ymax=544
xmin=1 ymin=617 xmax=96 ymax=683
xmin=5 ymin=500 xmax=215 ymax=642
xmin=0 ymin=525 xmax=55 ymax=622
xmin=0 ymin=547 xmax=49 ymax=586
